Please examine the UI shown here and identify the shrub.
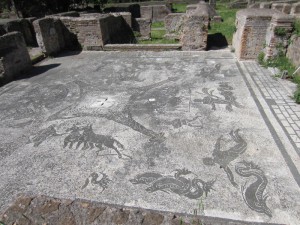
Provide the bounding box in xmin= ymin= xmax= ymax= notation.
xmin=257 ymin=52 xmax=265 ymax=66
xmin=274 ymin=27 xmax=286 ymax=36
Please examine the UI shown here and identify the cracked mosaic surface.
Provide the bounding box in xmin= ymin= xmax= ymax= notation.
xmin=0 ymin=51 xmax=299 ymax=224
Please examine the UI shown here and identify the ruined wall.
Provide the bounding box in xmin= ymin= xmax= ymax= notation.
xmin=249 ymin=1 xmax=300 ymax=17
xmin=133 ymin=18 xmax=151 ymax=40
xmin=164 ymin=13 xmax=185 ymax=39
xmin=264 ymin=13 xmax=294 ymax=59
xmin=34 ymin=15 xmax=135 ymax=54
xmin=0 ymin=32 xmax=31 ymax=84
xmin=287 ymin=35 xmax=300 ymax=68
xmin=99 ymin=15 xmax=136 ymax=45
xmin=50 ymin=11 xmax=80 ymax=17
xmin=180 ymin=5 xmax=209 ymax=50
xmin=104 ymin=4 xmax=141 ymax=18
xmin=0 ymin=19 xmax=36 ymax=46
xmin=140 ymin=5 xmax=171 ymax=22
xmin=271 ymin=3 xmax=292 ymax=14
xmin=110 ymin=12 xmax=132 ymax=28
xmin=58 ymin=17 xmax=104 ymax=51
xmin=33 ymin=18 xmax=62 ymax=55
xmin=233 ymin=9 xmax=275 ymax=60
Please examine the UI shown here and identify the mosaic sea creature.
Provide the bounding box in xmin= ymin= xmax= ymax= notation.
xmin=203 ymin=129 xmax=247 ymax=187
xmin=235 ymin=161 xmax=272 ymax=217
xmin=130 ymin=168 xmax=216 ymax=199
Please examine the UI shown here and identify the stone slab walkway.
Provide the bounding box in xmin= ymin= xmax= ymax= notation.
xmin=0 ymin=50 xmax=299 ymax=224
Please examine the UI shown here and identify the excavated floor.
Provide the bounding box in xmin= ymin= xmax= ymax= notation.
xmin=0 ymin=50 xmax=299 ymax=224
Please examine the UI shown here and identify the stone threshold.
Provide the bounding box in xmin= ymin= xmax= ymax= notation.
xmin=103 ymin=44 xmax=182 ymax=51
xmin=0 ymin=194 xmax=285 ymax=225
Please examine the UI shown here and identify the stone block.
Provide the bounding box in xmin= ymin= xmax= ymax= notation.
xmin=20 ymin=19 xmax=36 ymax=46
xmin=165 ymin=13 xmax=185 ymax=34
xmin=287 ymin=35 xmax=300 ymax=68
xmin=212 ymin=15 xmax=222 ymax=23
xmin=248 ymin=3 xmax=260 ymax=9
xmin=272 ymin=3 xmax=292 ymax=14
xmin=152 ymin=5 xmax=171 ymax=22
xmin=291 ymin=2 xmax=300 ymax=15
xmin=187 ymin=2 xmax=217 ymax=18
xmin=133 ymin=18 xmax=151 ymax=40
xmin=260 ymin=2 xmax=272 ymax=9
xmin=99 ymin=15 xmax=136 ymax=45
xmin=229 ymin=1 xmax=248 ymax=9
xmin=33 ymin=18 xmax=61 ymax=55
xmin=264 ymin=13 xmax=294 ymax=59
xmin=110 ymin=12 xmax=132 ymax=28
xmin=180 ymin=6 xmax=209 ymax=51
xmin=186 ymin=4 xmax=198 ymax=14
xmin=0 ymin=24 xmax=6 ymax=36
xmin=141 ymin=6 xmax=152 ymax=19
xmin=50 ymin=11 xmax=80 ymax=17
xmin=0 ymin=19 xmax=36 ymax=46
xmin=0 ymin=32 xmax=31 ymax=84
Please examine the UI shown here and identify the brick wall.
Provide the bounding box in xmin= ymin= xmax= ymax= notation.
xmin=233 ymin=9 xmax=274 ymax=60
xmin=233 ymin=8 xmax=294 ymax=60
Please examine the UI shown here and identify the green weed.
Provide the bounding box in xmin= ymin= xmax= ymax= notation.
xmin=209 ymin=3 xmax=238 ymax=44
xmin=274 ymin=27 xmax=286 ymax=37
xmin=172 ymin=3 xmax=187 ymax=13
xmin=152 ymin=21 xmax=164 ymax=29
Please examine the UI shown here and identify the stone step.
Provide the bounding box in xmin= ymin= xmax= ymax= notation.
xmin=103 ymin=44 xmax=182 ymax=51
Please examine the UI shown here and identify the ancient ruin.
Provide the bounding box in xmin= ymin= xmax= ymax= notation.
xmin=1 ymin=1 xmax=300 ymax=224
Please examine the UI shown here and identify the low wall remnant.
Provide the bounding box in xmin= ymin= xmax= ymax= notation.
xmin=233 ymin=9 xmax=275 ymax=60
xmin=287 ymin=35 xmax=300 ymax=68
xmin=180 ymin=5 xmax=209 ymax=50
xmin=233 ymin=8 xmax=295 ymax=60
xmin=0 ymin=32 xmax=31 ymax=84
xmin=140 ymin=5 xmax=171 ymax=22
xmin=33 ymin=14 xmax=136 ymax=54
xmin=164 ymin=13 xmax=185 ymax=40
xmin=0 ymin=19 xmax=37 ymax=46
xmin=264 ymin=13 xmax=294 ymax=59
xmin=133 ymin=18 xmax=151 ymax=40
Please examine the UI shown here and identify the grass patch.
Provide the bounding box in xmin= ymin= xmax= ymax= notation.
xmin=139 ymin=29 xmax=178 ymax=44
xmin=151 ymin=29 xmax=165 ymax=39
xmin=259 ymin=55 xmax=296 ymax=77
xmin=208 ymin=3 xmax=238 ymax=44
xmin=257 ymin=52 xmax=300 ymax=103
xmin=137 ymin=27 xmax=179 ymax=44
xmin=172 ymin=3 xmax=186 ymax=13
xmin=152 ymin=21 xmax=164 ymax=29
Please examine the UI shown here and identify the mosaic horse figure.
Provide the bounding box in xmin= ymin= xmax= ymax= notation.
xmin=64 ymin=124 xmax=129 ymax=159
